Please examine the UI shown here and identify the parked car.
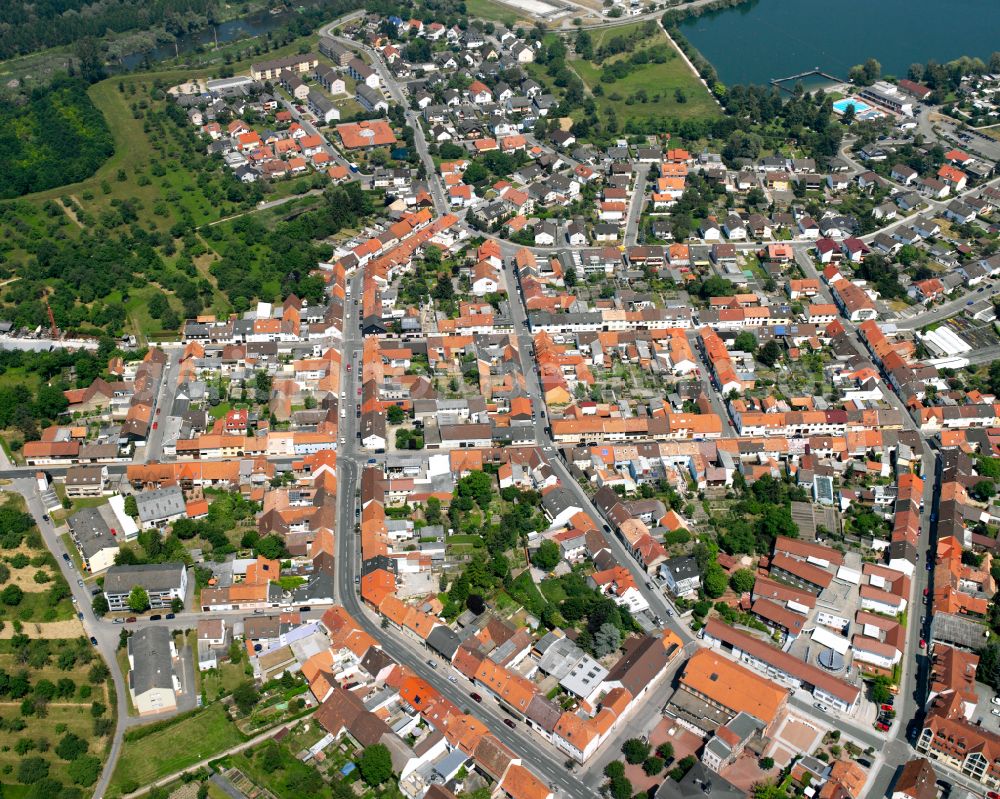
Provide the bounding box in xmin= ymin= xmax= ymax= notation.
xmin=426 ymin=659 xmax=437 ymax=669
xmin=77 ymin=612 xmax=84 ymax=620
xmin=919 ymin=638 xmax=926 ymax=649
xmin=126 ymin=616 xmax=137 ymax=623
xmin=89 ymin=637 xmax=98 ymax=646
xmin=42 ymin=514 xmax=50 ymax=522
xmin=165 ymin=613 xmax=175 ymax=620
xmin=503 ymin=718 xmax=516 ymax=729
xmin=62 ymin=553 xmax=70 ymax=562
xmin=470 ymin=692 xmax=483 ymax=703
xmin=149 ymin=614 xmax=161 ymax=621
xmin=76 ymin=579 xmax=83 ymax=587
xmin=112 ymin=618 xmax=125 ymax=624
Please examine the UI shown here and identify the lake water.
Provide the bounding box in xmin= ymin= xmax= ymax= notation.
xmin=118 ymin=7 xmax=300 ymax=70
xmin=679 ymin=0 xmax=1000 ymax=87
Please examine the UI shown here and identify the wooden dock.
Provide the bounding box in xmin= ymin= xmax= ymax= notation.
xmin=770 ymin=68 xmax=844 ymax=92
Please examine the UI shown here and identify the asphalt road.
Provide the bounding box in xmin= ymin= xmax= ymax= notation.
xmin=142 ymin=346 xmax=181 ymax=463
xmin=12 ymin=13 xmax=997 ymax=795
xmin=795 ymin=245 xmax=939 ymax=789
xmin=320 ymin=25 xmax=448 ymax=215
xmin=623 ymin=164 xmax=649 ymax=248
xmin=684 ymin=328 xmax=736 ymax=435
xmin=332 ymin=269 xmax=597 ymax=798
xmin=495 ymin=236 xmax=689 ymax=630
xmin=12 ymin=475 xmax=133 ymax=799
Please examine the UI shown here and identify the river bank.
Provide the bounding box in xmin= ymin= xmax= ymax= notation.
xmin=0 ymin=1 xmax=317 ymax=92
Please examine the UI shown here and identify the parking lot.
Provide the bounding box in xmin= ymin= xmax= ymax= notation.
xmin=972 ymin=689 xmax=1000 ymax=736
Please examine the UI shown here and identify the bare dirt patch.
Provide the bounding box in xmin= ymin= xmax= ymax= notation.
xmin=0 ymin=619 xmax=85 ymax=638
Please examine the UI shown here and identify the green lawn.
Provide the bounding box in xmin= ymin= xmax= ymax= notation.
xmin=571 ymin=26 xmax=719 ymax=122
xmin=539 ymin=578 xmax=567 ymax=605
xmin=465 ymin=0 xmax=525 ymax=25
xmin=200 ymin=661 xmax=248 ymax=703
xmin=116 ymin=650 xmax=139 ymax=718
xmin=446 ymin=534 xmax=484 ymax=546
xmin=53 ymin=489 xmax=110 ymax=524
xmin=110 ymin=704 xmax=245 ymax=794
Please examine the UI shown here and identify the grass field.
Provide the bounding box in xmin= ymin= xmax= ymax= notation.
xmin=539 ymin=578 xmax=567 ymax=605
xmin=464 ymin=0 xmax=529 ymax=26
xmin=0 ymin=702 xmax=105 ymax=783
xmin=0 ymin=642 xmax=112 ymax=786
xmin=571 ymin=24 xmax=719 ymax=122
xmin=109 ymin=704 xmax=245 ymax=793
xmin=0 ymin=367 xmax=42 ymax=393
xmin=5 ymin=590 xmax=75 ymax=622
xmin=587 ymin=20 xmax=652 ymax=52
xmin=199 ymin=660 xmax=247 ymax=702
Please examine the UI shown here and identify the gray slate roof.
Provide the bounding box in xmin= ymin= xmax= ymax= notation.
xmin=104 ymin=563 xmax=186 ymax=595
xmin=128 ymin=626 xmax=175 ymax=695
xmin=135 ymin=486 xmax=186 ymax=524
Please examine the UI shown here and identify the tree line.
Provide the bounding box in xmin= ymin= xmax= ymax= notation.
xmin=0 ymin=0 xmax=217 ymax=59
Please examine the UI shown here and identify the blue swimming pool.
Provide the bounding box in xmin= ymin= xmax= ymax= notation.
xmin=833 ymin=98 xmax=872 ymax=115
